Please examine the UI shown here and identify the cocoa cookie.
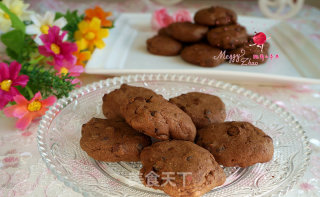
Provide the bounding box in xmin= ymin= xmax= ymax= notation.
xmin=120 ymin=95 xmax=196 ymax=141
xmin=158 ymin=27 xmax=170 ymax=37
xmin=166 ymin=22 xmax=208 ymax=43
xmin=196 ymin=121 xmax=274 ymax=168
xmin=180 ymin=43 xmax=225 ymax=67
xmin=102 ymin=84 xmax=159 ymax=119
xmin=207 ymin=24 xmax=248 ymax=49
xmin=228 ymin=36 xmax=270 ymax=65
xmin=80 ymin=118 xmax=151 ymax=162
xmin=169 ymin=92 xmax=226 ymax=129
xmin=147 ymin=35 xmax=183 ymax=56
xmin=194 ymin=6 xmax=237 ymax=26
xmin=140 ymin=140 xmax=226 ymax=197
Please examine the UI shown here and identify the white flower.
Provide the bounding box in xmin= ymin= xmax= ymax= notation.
xmin=0 ymin=0 xmax=33 ymax=33
xmin=26 ymin=11 xmax=67 ymax=45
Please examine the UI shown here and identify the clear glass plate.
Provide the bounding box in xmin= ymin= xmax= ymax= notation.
xmin=37 ymin=74 xmax=311 ymax=197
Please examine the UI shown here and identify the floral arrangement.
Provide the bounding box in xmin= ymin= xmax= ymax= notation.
xmin=151 ymin=8 xmax=191 ymax=30
xmin=0 ymin=0 xmax=113 ymax=130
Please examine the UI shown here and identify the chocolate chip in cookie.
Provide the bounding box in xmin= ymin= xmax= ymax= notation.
xmin=80 ymin=118 xmax=151 ymax=162
xmin=207 ymin=24 xmax=248 ymax=50
xmin=196 ymin=121 xmax=274 ymax=167
xmin=158 ymin=27 xmax=171 ymax=37
xmin=228 ymin=36 xmax=270 ymax=65
xmin=140 ymin=140 xmax=226 ymax=197
xmin=120 ymin=95 xmax=196 ymax=141
xmin=102 ymin=84 xmax=159 ymax=119
xmin=194 ymin=6 xmax=237 ymax=26
xmin=170 ymin=92 xmax=226 ymax=128
xmin=166 ymin=22 xmax=208 ymax=43
xmin=147 ymin=35 xmax=183 ymax=56
xmin=180 ymin=43 xmax=225 ymax=67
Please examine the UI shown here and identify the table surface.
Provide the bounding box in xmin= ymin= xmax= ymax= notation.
xmin=1 ymin=0 xmax=320 ymax=196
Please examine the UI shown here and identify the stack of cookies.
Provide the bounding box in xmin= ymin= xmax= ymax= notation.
xmin=146 ymin=6 xmax=270 ymax=67
xmin=80 ymin=84 xmax=274 ymax=197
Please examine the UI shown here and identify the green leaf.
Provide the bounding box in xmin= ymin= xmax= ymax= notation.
xmin=6 ymin=47 xmax=19 ymax=60
xmin=1 ymin=31 xmax=36 ymax=62
xmin=56 ymin=10 xmax=84 ymax=42
xmin=0 ymin=2 xmax=26 ymax=32
xmin=1 ymin=29 xmax=25 ymax=56
xmin=54 ymin=12 xmax=64 ymax=20
xmin=19 ymin=63 xmax=78 ymax=100
xmin=21 ymin=34 xmax=38 ymax=62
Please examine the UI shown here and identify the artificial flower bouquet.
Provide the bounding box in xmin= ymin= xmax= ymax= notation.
xmin=0 ymin=0 xmax=113 ymax=130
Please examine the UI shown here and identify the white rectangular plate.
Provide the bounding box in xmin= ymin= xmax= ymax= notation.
xmin=86 ymin=13 xmax=320 ymax=85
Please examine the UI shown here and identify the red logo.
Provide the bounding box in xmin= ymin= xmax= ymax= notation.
xmin=253 ymin=32 xmax=267 ymax=45
xmin=250 ymin=32 xmax=270 ymax=52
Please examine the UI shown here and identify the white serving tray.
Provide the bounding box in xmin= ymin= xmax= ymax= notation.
xmin=86 ymin=13 xmax=320 ymax=85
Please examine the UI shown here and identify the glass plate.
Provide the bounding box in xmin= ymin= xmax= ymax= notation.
xmin=37 ymin=74 xmax=311 ymax=197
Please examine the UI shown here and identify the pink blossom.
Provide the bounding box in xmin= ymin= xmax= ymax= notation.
xmin=53 ymin=60 xmax=84 ymax=77
xmin=38 ymin=26 xmax=77 ymax=66
xmin=0 ymin=61 xmax=29 ymax=109
xmin=173 ymin=9 xmax=192 ymax=23
xmin=70 ymin=78 xmax=82 ymax=88
xmin=151 ymin=8 xmax=192 ymax=31
xmin=4 ymin=92 xmax=56 ymax=130
xmin=151 ymin=8 xmax=174 ymax=30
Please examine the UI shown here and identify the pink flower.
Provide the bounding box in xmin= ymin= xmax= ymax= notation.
xmin=173 ymin=10 xmax=192 ymax=23
xmin=53 ymin=60 xmax=85 ymax=77
xmin=70 ymin=78 xmax=82 ymax=88
xmin=151 ymin=8 xmax=192 ymax=30
xmin=151 ymin=8 xmax=174 ymax=30
xmin=38 ymin=26 xmax=77 ymax=66
xmin=4 ymin=92 xmax=56 ymax=130
xmin=0 ymin=61 xmax=29 ymax=109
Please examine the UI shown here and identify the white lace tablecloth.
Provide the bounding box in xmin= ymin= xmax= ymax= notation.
xmin=1 ymin=0 xmax=320 ymax=196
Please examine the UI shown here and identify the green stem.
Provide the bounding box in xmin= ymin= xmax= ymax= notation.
xmin=25 ymin=85 xmax=34 ymax=99
xmin=29 ymin=55 xmax=45 ymax=65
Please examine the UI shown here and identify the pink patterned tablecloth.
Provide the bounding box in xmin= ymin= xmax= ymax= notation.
xmin=1 ymin=0 xmax=320 ymax=196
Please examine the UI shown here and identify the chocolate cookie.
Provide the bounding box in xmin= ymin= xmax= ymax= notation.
xmin=80 ymin=118 xmax=151 ymax=162
xmin=169 ymin=92 xmax=226 ymax=128
xmin=194 ymin=6 xmax=237 ymax=26
xmin=196 ymin=121 xmax=274 ymax=167
xmin=140 ymin=140 xmax=226 ymax=197
xmin=158 ymin=27 xmax=170 ymax=37
xmin=180 ymin=43 xmax=225 ymax=67
xmin=228 ymin=36 xmax=270 ymax=65
xmin=120 ymin=95 xmax=196 ymax=141
xmin=207 ymin=24 xmax=248 ymax=49
xmin=166 ymin=22 xmax=208 ymax=43
xmin=102 ymin=84 xmax=159 ymax=119
xmin=147 ymin=35 xmax=183 ymax=56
